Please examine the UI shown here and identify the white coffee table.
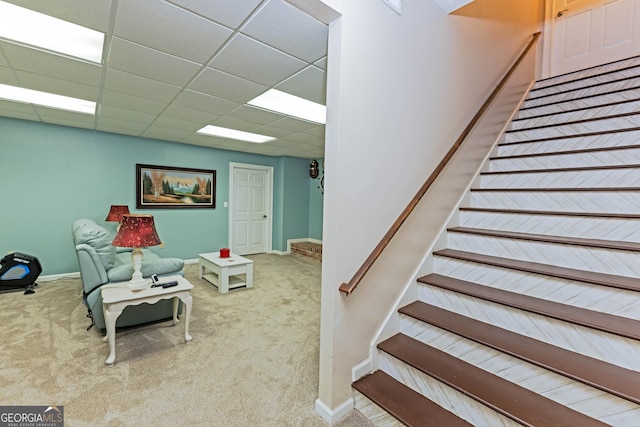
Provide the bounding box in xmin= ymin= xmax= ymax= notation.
xmin=101 ymin=275 xmax=193 ymax=365
xmin=198 ymin=251 xmax=253 ymax=293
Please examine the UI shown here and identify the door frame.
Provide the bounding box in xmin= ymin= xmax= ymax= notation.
xmin=228 ymin=162 xmax=274 ymax=254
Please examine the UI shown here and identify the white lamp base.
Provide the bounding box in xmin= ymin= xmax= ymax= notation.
xmin=126 ymin=247 xmax=149 ymax=289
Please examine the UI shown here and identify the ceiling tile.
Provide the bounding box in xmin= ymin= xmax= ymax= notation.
xmin=210 ymin=116 xmax=268 ymax=133
xmin=270 ymin=116 xmax=319 ymax=132
xmin=189 ymin=67 xmax=268 ymax=103
xmin=167 ymin=0 xmax=263 ymax=28
xmin=104 ymin=69 xmax=182 ymax=103
xmin=209 ymin=34 xmax=307 ymax=87
xmin=173 ymin=89 xmax=239 ymax=115
xmin=35 ymin=107 xmax=95 ymax=126
xmin=14 ymin=71 xmax=99 ymax=100
xmin=162 ymin=104 xmax=220 ymax=124
xmin=96 ymin=115 xmax=147 ymax=133
xmin=114 ymin=0 xmax=233 ymax=64
xmin=0 ymin=65 xmax=18 ymax=85
xmin=101 ymin=89 xmax=168 ymax=115
xmin=0 ymin=42 xmax=102 ymax=86
xmin=99 ymin=105 xmax=157 ymax=125
xmin=242 ymin=0 xmax=328 ymax=63
xmin=150 ymin=115 xmax=202 ymax=132
xmin=142 ymin=125 xmax=194 ymax=141
xmin=276 ymin=65 xmax=326 ymax=104
xmin=108 ymin=37 xmax=202 ymax=87
xmin=227 ymin=105 xmax=285 ymax=125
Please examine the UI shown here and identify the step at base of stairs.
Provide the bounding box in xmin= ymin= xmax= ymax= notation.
xmin=290 ymin=242 xmax=322 ymax=261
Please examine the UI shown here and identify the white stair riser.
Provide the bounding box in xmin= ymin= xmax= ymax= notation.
xmin=512 ymin=100 xmax=640 ymax=130
xmin=378 ymin=352 xmax=520 ymax=427
xmin=532 ymin=57 xmax=640 ymax=90
xmin=397 ymin=314 xmax=640 ymax=425
xmin=496 ymin=131 xmax=640 ymax=157
xmin=518 ymin=88 xmax=640 ymax=119
xmin=458 ymin=210 xmax=640 ymax=242
xmin=432 ymin=255 xmax=640 ymax=321
xmin=480 ymin=168 xmax=640 ymax=189
xmin=353 ymin=393 xmax=404 ymax=427
xmin=491 ymin=148 xmax=640 ymax=171
xmin=523 ymin=76 xmax=640 ymax=109
xmin=417 ymin=284 xmax=640 ymax=372
xmin=447 ymin=232 xmax=640 ymax=278
xmin=469 ymin=190 xmax=640 ymax=215
xmin=505 ymin=116 xmax=640 ymax=143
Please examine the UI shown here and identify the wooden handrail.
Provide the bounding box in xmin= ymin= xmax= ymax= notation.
xmin=339 ymin=32 xmax=541 ymax=296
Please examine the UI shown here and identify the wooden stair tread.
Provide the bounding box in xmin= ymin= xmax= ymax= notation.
xmin=481 ymin=163 xmax=640 ymax=175
xmin=459 ymin=206 xmax=640 ymax=219
xmin=399 ymin=300 xmax=640 ymax=404
xmin=434 ymin=248 xmax=640 ymax=293
xmin=378 ymin=334 xmax=608 ymax=427
xmin=352 ymin=371 xmax=473 ymax=427
xmin=417 ymin=272 xmax=640 ymax=341
xmin=448 ymin=226 xmax=640 ymax=252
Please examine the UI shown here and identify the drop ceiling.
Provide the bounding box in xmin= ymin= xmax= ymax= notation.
xmin=0 ymin=0 xmax=329 ymax=159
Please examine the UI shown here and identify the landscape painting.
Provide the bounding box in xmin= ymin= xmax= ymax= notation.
xmin=136 ymin=164 xmax=216 ymax=209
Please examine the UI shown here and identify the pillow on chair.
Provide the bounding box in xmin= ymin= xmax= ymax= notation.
xmin=73 ymin=221 xmax=117 ymax=270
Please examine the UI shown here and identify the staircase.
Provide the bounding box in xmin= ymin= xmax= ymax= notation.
xmin=352 ymin=57 xmax=640 ymax=426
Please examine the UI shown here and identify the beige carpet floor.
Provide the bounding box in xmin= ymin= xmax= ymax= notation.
xmin=0 ymin=254 xmax=375 ymax=427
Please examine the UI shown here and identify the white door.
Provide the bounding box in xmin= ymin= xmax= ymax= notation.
xmin=547 ymin=0 xmax=640 ymax=76
xmin=229 ymin=163 xmax=273 ymax=255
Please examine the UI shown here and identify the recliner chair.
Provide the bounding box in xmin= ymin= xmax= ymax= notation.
xmin=72 ymin=219 xmax=184 ymax=331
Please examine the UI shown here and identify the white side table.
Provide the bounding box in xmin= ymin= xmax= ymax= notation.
xmin=198 ymin=252 xmax=253 ymax=293
xmin=101 ymin=275 xmax=193 ymax=365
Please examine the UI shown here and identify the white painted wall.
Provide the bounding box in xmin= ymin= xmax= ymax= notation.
xmin=317 ymin=0 xmax=543 ymax=420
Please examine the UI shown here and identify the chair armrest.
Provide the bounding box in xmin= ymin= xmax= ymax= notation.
xmin=75 ymin=243 xmax=109 ymax=293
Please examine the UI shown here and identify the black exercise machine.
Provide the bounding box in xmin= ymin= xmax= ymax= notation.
xmin=0 ymin=252 xmax=42 ymax=294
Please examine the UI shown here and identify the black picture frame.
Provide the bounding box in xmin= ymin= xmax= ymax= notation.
xmin=136 ymin=164 xmax=216 ymax=209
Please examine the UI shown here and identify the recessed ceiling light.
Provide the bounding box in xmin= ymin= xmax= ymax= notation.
xmin=247 ymin=89 xmax=326 ymax=124
xmin=0 ymin=83 xmax=96 ymax=114
xmin=0 ymin=1 xmax=104 ymax=63
xmin=197 ymin=125 xmax=275 ymax=143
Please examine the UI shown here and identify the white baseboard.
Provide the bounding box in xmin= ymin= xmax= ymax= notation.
xmin=352 ymin=358 xmax=372 ymax=382
xmin=315 ymin=397 xmax=353 ymax=424
xmin=38 ymin=272 xmax=80 ymax=282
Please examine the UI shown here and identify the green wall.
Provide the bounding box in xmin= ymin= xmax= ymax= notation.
xmin=0 ymin=117 xmax=322 ymax=275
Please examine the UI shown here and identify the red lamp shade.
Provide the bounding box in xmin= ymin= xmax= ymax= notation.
xmin=112 ymin=214 xmax=162 ymax=248
xmin=105 ymin=205 xmax=130 ymax=222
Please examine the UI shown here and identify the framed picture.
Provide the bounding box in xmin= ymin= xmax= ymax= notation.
xmin=136 ymin=164 xmax=216 ymax=209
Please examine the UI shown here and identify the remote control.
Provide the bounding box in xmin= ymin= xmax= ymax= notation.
xmin=162 ymin=281 xmax=179 ymax=288
xmin=151 ymin=280 xmax=179 ymax=288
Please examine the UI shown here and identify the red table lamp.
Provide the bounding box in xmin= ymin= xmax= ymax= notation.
xmin=112 ymin=214 xmax=162 ymax=289
xmin=105 ymin=205 xmax=130 ymax=230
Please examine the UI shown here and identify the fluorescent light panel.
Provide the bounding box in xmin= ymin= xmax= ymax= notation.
xmin=0 ymin=83 xmax=96 ymax=114
xmin=0 ymin=1 xmax=104 ymax=63
xmin=248 ymin=89 xmax=326 ymax=124
xmin=197 ymin=125 xmax=275 ymax=143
